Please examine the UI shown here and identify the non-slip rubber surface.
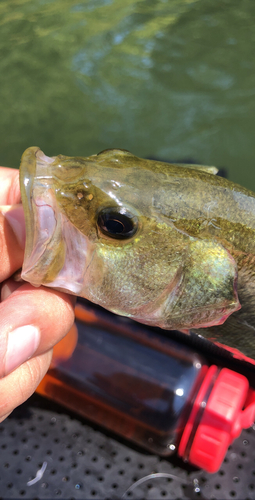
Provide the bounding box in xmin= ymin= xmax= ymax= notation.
xmin=0 ymin=393 xmax=255 ymax=500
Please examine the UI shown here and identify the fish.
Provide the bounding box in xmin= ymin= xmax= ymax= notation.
xmin=19 ymin=147 xmax=255 ymax=360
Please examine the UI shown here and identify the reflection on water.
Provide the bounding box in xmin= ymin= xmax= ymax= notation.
xmin=0 ymin=0 xmax=255 ymax=189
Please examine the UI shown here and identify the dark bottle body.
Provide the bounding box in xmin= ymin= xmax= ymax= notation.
xmin=38 ymin=302 xmax=205 ymax=455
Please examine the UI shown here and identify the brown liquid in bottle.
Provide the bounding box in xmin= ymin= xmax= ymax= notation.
xmin=37 ymin=302 xmax=205 ymax=455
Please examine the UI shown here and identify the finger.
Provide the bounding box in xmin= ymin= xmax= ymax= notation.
xmin=0 ymin=283 xmax=76 ymax=378
xmin=1 ymin=278 xmax=24 ymax=302
xmin=0 ymin=168 xmax=21 ymax=205
xmin=0 ymin=350 xmax=52 ymax=422
xmin=0 ymin=413 xmax=12 ymax=423
xmin=0 ymin=205 xmax=25 ymax=282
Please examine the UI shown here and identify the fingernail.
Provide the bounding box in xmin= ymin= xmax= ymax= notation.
xmin=1 ymin=205 xmax=26 ymax=249
xmin=5 ymin=325 xmax=40 ymax=376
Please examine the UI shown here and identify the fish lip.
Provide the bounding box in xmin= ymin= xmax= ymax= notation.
xmin=19 ymin=147 xmax=53 ymax=238
xmin=20 ymin=147 xmax=40 ymax=272
xmin=20 ymin=147 xmax=90 ymax=294
xmin=21 ymin=200 xmax=57 ymax=278
xmin=35 ymin=149 xmax=55 ymax=164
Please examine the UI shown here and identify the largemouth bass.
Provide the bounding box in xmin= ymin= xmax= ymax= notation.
xmin=20 ymin=147 xmax=255 ymax=360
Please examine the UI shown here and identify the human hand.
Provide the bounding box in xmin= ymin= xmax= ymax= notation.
xmin=0 ymin=167 xmax=76 ymax=422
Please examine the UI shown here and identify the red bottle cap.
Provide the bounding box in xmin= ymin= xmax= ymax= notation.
xmin=178 ymin=365 xmax=255 ymax=473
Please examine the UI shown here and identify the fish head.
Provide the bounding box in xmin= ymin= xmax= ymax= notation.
xmin=20 ymin=147 xmax=240 ymax=330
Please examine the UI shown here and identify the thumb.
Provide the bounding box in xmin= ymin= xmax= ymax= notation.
xmin=0 ymin=284 xmax=75 ymax=378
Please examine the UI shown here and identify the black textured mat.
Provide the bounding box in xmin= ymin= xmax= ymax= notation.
xmin=0 ymin=393 xmax=255 ymax=499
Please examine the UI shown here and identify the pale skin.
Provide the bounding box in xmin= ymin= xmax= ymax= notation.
xmin=0 ymin=167 xmax=75 ymax=423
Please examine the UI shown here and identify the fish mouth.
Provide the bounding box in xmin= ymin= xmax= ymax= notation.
xmin=20 ymin=147 xmax=89 ymax=294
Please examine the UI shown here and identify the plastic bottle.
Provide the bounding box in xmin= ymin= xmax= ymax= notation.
xmin=36 ymin=301 xmax=255 ymax=473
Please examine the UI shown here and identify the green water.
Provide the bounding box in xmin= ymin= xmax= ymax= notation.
xmin=1 ymin=0 xmax=255 ymax=189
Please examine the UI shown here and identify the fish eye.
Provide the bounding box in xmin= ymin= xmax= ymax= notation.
xmin=97 ymin=208 xmax=138 ymax=240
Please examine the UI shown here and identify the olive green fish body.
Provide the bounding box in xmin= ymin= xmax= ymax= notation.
xmin=20 ymin=148 xmax=255 ymax=359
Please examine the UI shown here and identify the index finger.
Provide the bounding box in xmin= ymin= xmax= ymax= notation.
xmin=0 ymin=167 xmax=21 ymax=205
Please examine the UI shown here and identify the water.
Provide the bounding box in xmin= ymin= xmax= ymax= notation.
xmin=1 ymin=0 xmax=255 ymax=189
